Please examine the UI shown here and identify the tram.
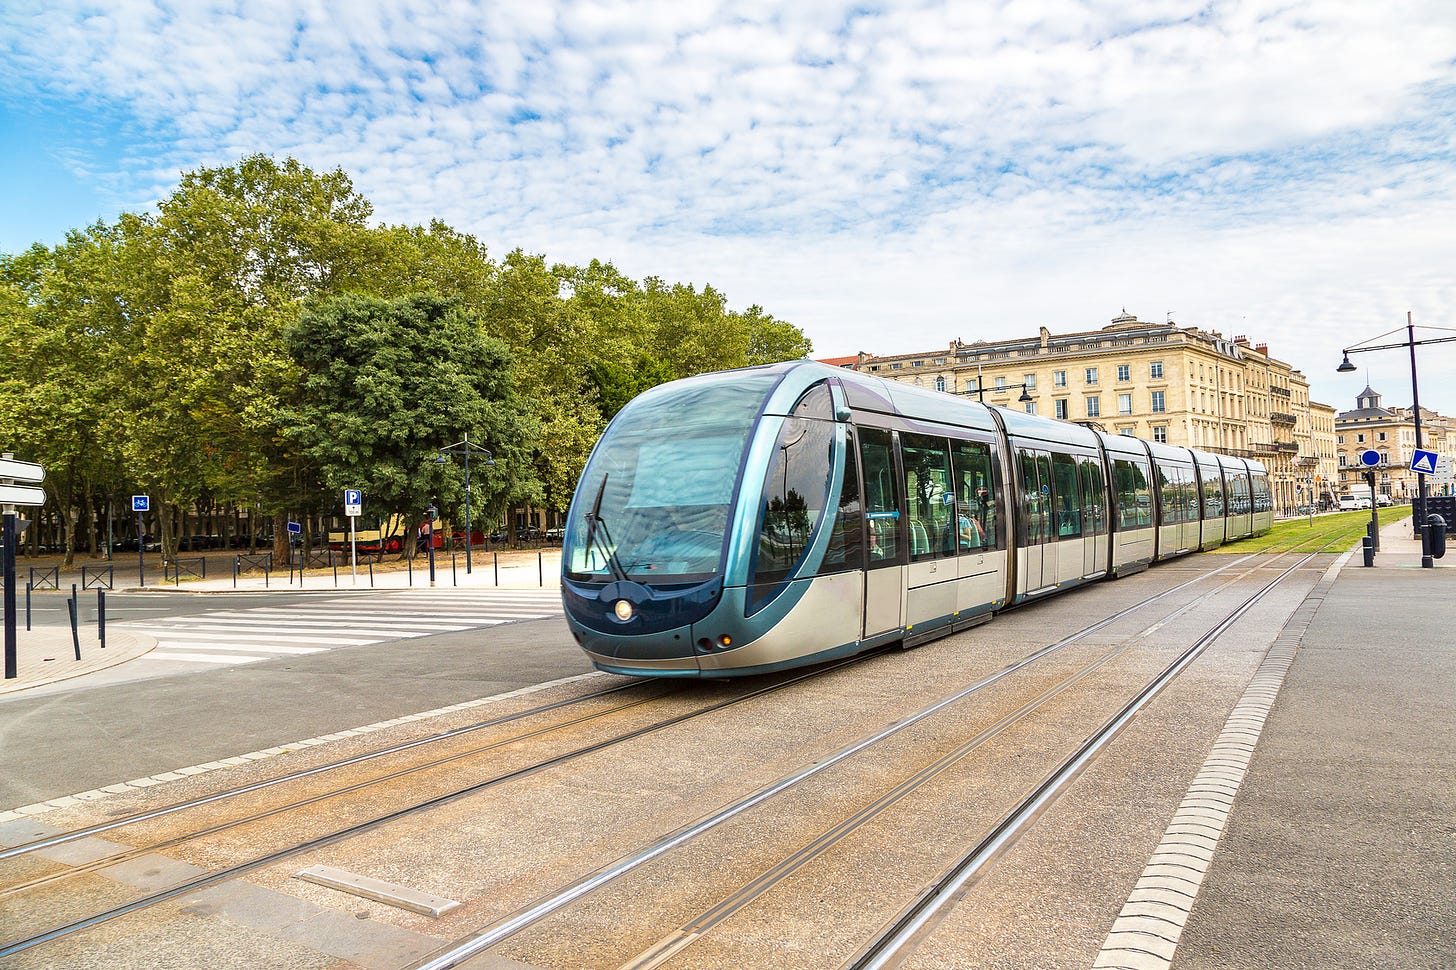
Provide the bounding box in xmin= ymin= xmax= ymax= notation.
xmin=560 ymin=361 xmax=1272 ymax=677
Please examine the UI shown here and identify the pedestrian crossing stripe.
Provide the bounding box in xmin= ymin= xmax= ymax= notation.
xmin=119 ymin=590 xmax=564 ymax=670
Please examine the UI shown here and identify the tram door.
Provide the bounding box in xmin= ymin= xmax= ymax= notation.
xmin=1018 ymin=448 xmax=1057 ymax=593
xmin=859 ymin=428 xmax=904 ymax=640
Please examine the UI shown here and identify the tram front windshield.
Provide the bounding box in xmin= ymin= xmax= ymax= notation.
xmin=564 ymin=372 xmax=780 ymax=585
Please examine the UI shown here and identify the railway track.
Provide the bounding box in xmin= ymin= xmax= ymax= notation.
xmin=1 ymin=545 xmax=1336 ymax=967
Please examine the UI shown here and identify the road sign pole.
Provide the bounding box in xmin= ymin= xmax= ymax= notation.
xmin=4 ymin=512 xmax=17 ymax=679
xmin=350 ymin=515 xmax=357 ymax=585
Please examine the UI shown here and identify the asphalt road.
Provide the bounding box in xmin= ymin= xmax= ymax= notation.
xmin=0 ymin=611 xmax=593 ymax=808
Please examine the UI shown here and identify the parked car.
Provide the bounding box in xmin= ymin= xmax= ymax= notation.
xmin=1337 ymin=494 xmax=1371 ymax=511
xmin=1376 ymin=493 xmax=1395 ymax=507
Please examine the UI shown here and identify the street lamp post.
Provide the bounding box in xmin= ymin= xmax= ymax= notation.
xmin=965 ymin=381 xmax=1035 ymax=405
xmin=436 ymin=432 xmax=495 ymax=575
xmin=1338 ymin=312 xmax=1456 ymax=568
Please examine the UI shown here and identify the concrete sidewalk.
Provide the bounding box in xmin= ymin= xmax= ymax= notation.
xmin=0 ymin=626 xmax=156 ymax=697
xmin=1166 ymin=512 xmax=1454 ymax=968
xmin=2 ymin=549 xmax=564 ymax=695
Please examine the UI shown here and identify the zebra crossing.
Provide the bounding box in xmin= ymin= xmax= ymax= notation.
xmin=119 ymin=588 xmax=563 ymax=670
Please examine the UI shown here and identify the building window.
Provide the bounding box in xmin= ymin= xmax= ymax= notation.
xmin=891 ymin=363 xmax=901 ymax=370
xmin=1150 ymin=361 xmax=1164 ymax=379
xmin=965 ymin=378 xmax=980 ymax=394
xmin=1152 ymin=426 xmax=1168 ymax=443
xmin=1054 ymin=370 xmax=1067 ymax=388
xmin=935 ymin=376 xmax=946 ymax=393
xmin=1085 ymin=367 xmax=1098 ymax=385
xmin=1119 ymin=428 xmax=1135 ymax=436
xmin=1356 ymin=433 xmax=1364 ymax=442
xmin=912 ymin=360 xmax=923 ymax=367
xmin=1151 ymin=390 xmax=1165 ymax=413
xmin=995 ymin=376 xmax=1007 ymax=391
xmin=1023 ymin=373 xmax=1037 ymax=391
xmin=1337 ymin=434 xmax=1344 ymax=444
xmin=1024 ymin=401 xmax=1037 ymax=415
xmin=1117 ymin=364 xmax=1130 ymax=382
xmin=1377 ymin=432 xmax=1387 ymax=441
xmin=1086 ymin=395 xmax=1101 ymax=417
xmin=1118 ymin=393 xmax=1133 ymax=415
xmin=1055 ymin=399 xmax=1069 ymax=420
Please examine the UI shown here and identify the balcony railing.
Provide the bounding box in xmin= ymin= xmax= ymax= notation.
xmin=1271 ymin=412 xmax=1297 ymax=425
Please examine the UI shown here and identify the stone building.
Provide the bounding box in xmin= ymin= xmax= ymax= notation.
xmin=835 ymin=312 xmax=1337 ymax=514
xmin=1334 ymin=386 xmax=1456 ymax=500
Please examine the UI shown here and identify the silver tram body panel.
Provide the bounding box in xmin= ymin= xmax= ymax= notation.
xmin=561 ymin=361 xmax=1271 ymax=678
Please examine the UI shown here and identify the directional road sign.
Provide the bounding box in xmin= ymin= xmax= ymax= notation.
xmin=1411 ymin=449 xmax=1439 ymax=475
xmin=0 ymin=484 xmax=46 ymax=506
xmin=287 ymin=521 xmax=302 ymax=535
xmin=0 ymin=457 xmax=44 ymax=483
xmin=1358 ymin=449 xmax=1382 ymax=468
xmin=133 ymin=495 xmax=150 ymax=512
xmin=344 ymin=488 xmax=362 ymax=517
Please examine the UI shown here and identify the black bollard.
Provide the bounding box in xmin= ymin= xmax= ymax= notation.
xmin=68 ymin=594 xmax=81 ymax=660
xmin=98 ymin=588 xmax=106 ymax=649
xmin=1362 ymin=535 xmax=1374 ymax=567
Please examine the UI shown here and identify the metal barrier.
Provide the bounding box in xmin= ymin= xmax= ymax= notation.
xmin=236 ymin=552 xmax=273 ymax=574
xmin=82 ymin=564 xmax=114 ymax=590
xmin=29 ymin=566 xmax=59 ymax=591
xmin=165 ymin=557 xmax=207 ymax=584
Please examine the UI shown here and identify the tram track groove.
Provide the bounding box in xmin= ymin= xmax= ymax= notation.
xmin=405 ymin=549 xmax=1321 ymax=970
xmin=2 ymin=546 xmax=1327 ymax=965
xmin=841 ymin=547 xmax=1336 ymax=970
xmin=0 ymin=654 xmax=889 ymax=959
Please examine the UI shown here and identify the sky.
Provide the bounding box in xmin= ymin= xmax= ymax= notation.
xmin=4 ymin=0 xmax=1456 ymax=418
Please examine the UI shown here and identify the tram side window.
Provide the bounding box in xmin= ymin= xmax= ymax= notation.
xmin=791 ymin=382 xmax=833 ymax=420
xmin=1157 ymin=464 xmax=1186 ymax=524
xmin=749 ymin=417 xmax=836 ymax=605
xmin=950 ymin=438 xmax=999 ymax=550
xmin=1202 ymin=471 xmax=1224 ymax=518
xmin=902 ymin=433 xmax=955 ymax=561
xmin=819 ymin=427 xmax=864 ymax=575
xmin=1251 ymin=474 xmax=1272 ymax=513
xmin=1230 ymin=474 xmax=1251 ymax=515
xmin=1114 ymin=458 xmax=1153 ymax=530
xmin=1052 ymin=453 xmax=1081 ymax=538
xmin=860 ymin=427 xmax=900 ymax=566
xmin=1019 ymin=450 xmax=1053 ymax=544
xmin=1079 ymin=456 xmax=1107 ymax=536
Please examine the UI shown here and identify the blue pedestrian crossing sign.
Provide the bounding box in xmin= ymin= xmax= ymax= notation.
xmin=1411 ymin=449 xmax=1439 ymax=475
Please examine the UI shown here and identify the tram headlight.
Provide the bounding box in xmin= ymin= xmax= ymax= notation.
xmin=613 ymin=599 xmax=635 ymax=622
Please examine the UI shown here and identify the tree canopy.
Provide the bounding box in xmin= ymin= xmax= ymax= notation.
xmin=0 ymin=153 xmax=812 ymax=561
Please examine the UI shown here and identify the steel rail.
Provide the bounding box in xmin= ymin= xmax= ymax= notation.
xmin=0 ymin=654 xmax=880 ymax=959
xmin=406 ymin=552 xmax=1288 ymax=970
xmin=843 ymin=550 xmax=1324 ymax=970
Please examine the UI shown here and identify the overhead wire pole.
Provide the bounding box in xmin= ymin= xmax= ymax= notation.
xmin=1337 ymin=311 xmax=1456 ymax=569
xmin=437 ymin=432 xmax=495 ymax=575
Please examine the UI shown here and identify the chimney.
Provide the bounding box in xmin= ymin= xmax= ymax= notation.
xmin=1255 ymin=343 xmax=1268 ymax=356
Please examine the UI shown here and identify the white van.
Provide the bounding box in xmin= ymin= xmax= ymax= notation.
xmin=1338 ymin=494 xmax=1371 ymax=511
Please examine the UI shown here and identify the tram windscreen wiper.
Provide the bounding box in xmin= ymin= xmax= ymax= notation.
xmin=583 ymin=473 xmax=630 ymax=583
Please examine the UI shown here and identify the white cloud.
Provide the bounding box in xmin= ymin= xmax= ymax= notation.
xmin=3 ymin=0 xmax=1456 ymax=412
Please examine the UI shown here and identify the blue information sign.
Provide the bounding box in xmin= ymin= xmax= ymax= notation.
xmin=1411 ymin=449 xmax=1439 ymax=475
xmin=287 ymin=521 xmax=302 ymax=535
xmin=132 ymin=495 xmax=149 ymax=512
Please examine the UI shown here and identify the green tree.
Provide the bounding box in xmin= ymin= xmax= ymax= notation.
xmin=284 ymin=293 xmax=538 ymax=551
xmin=0 ymin=228 xmax=132 ymax=564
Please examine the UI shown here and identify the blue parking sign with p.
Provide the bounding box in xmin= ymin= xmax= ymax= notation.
xmin=132 ymin=495 xmax=149 ymax=512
